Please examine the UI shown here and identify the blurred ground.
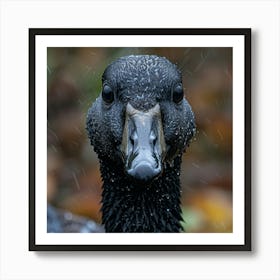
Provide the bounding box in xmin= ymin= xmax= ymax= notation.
xmin=47 ymin=47 xmax=232 ymax=233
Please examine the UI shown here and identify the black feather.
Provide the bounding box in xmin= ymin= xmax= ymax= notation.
xmin=86 ymin=55 xmax=196 ymax=232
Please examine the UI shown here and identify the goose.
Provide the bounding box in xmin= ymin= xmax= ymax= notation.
xmin=86 ymin=55 xmax=195 ymax=232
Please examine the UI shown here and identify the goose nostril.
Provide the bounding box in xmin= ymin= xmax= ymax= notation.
xmin=130 ymin=131 xmax=138 ymax=146
xmin=150 ymin=132 xmax=157 ymax=147
xmin=130 ymin=136 xmax=134 ymax=146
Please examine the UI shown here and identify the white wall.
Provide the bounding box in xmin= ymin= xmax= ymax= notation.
xmin=0 ymin=1 xmax=279 ymax=279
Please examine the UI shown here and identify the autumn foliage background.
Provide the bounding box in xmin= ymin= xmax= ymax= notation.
xmin=47 ymin=47 xmax=232 ymax=233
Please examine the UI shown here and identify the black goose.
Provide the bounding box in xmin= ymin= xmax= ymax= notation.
xmin=86 ymin=55 xmax=195 ymax=232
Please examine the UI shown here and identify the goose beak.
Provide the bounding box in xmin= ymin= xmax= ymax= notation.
xmin=121 ymin=103 xmax=166 ymax=183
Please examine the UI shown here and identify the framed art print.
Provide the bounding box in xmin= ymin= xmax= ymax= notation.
xmin=29 ymin=28 xmax=251 ymax=251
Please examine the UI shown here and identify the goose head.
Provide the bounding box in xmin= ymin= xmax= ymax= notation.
xmin=87 ymin=55 xmax=195 ymax=185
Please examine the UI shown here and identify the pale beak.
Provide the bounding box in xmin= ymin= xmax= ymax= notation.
xmin=121 ymin=103 xmax=166 ymax=183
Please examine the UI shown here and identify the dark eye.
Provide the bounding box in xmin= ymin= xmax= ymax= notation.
xmin=172 ymin=84 xmax=184 ymax=103
xmin=102 ymin=84 xmax=114 ymax=104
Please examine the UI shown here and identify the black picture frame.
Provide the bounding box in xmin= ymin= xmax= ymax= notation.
xmin=29 ymin=28 xmax=251 ymax=251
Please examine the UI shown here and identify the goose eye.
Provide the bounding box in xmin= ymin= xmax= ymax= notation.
xmin=172 ymin=84 xmax=184 ymax=103
xmin=102 ymin=84 xmax=114 ymax=104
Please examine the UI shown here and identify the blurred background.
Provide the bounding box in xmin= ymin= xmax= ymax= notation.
xmin=47 ymin=47 xmax=232 ymax=233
